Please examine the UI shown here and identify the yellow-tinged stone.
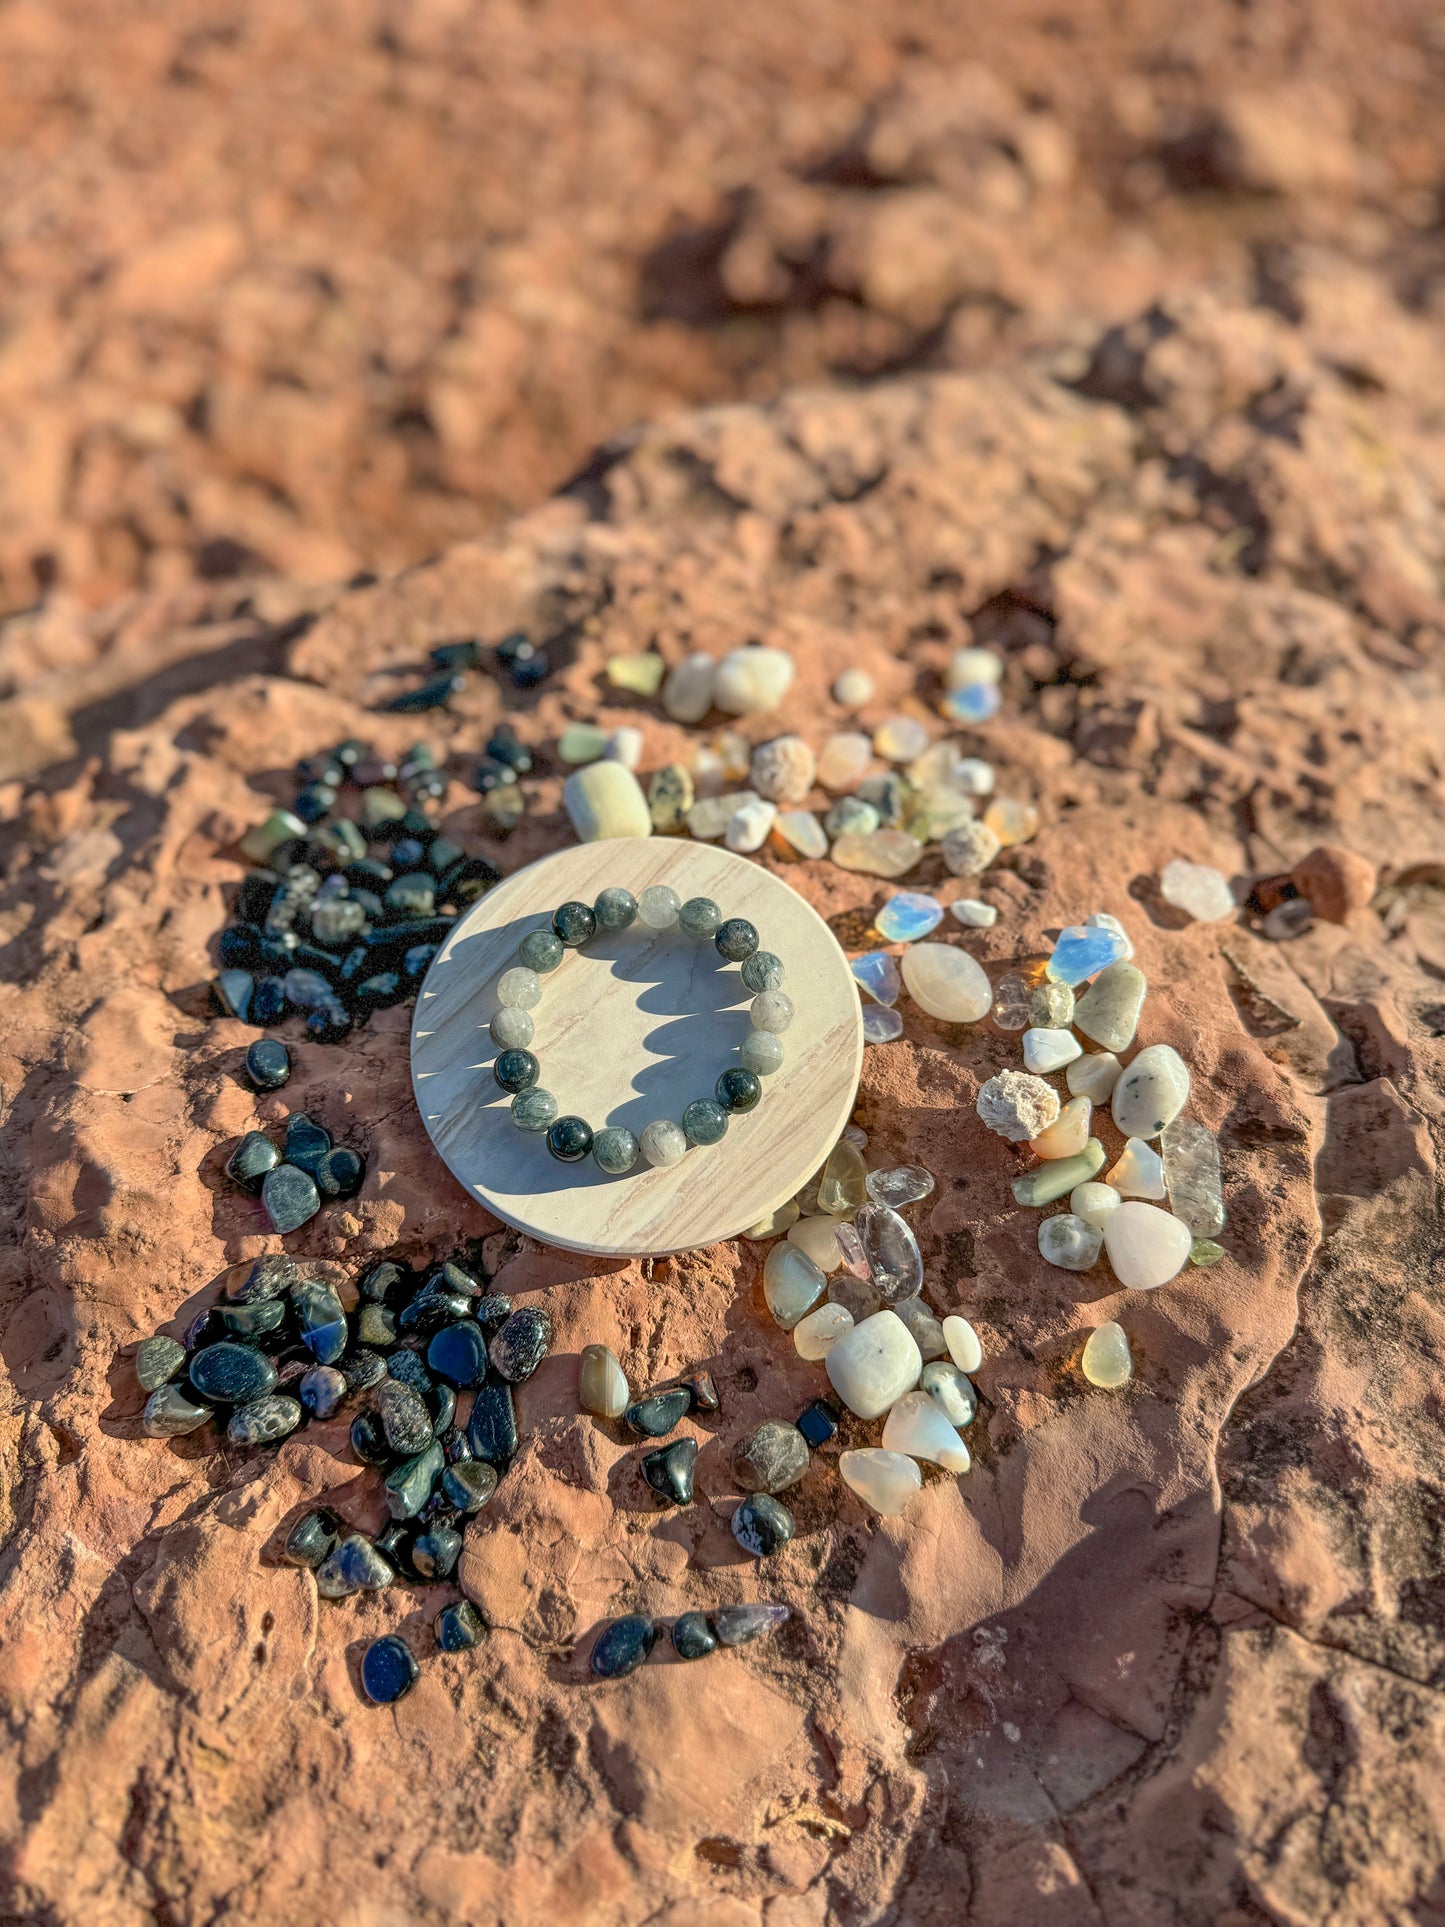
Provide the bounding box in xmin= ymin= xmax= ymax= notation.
xmin=1028 ymin=1095 xmax=1092 ymax=1160
xmin=605 ymin=653 xmax=666 ymax=696
xmin=741 ymin=1198 xmax=801 ymax=1240
xmin=1082 ymin=1322 xmax=1132 ymax=1388
xmin=984 ymin=797 xmax=1039 ymax=847
xmin=787 ymin=1214 xmax=846 ymax=1271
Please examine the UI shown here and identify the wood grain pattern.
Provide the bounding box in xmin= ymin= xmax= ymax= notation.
xmin=410 ymin=837 xmax=864 ymax=1255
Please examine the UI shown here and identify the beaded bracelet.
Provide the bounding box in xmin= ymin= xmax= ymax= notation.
xmin=488 ymin=883 xmax=793 ymax=1175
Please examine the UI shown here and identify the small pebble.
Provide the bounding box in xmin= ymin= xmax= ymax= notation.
xmin=873 ymin=716 xmax=929 ymax=762
xmin=686 ymin=790 xmax=759 ymax=840
xmin=558 ymin=722 xmax=610 ymax=764
xmin=865 ymin=1165 xmax=934 ymax=1208
xmin=648 ymin=764 xmax=695 ymax=832
xmin=442 ymin=1459 xmax=499 ymax=1513
xmin=901 ymin=943 xmax=991 ymax=1022
xmin=773 ymin=810 xmax=828 ymax=859
xmin=788 ymin=1214 xmax=845 ymax=1271
xmin=882 ymin=1389 xmax=970 ymax=1473
xmin=605 ymin=652 xmax=666 ymax=696
xmin=283 ymin=1508 xmax=343 ymax=1569
xmin=1067 ymin=1051 xmax=1123 ymax=1102
xmin=625 ymin=1389 xmax=691 ymax=1438
xmin=190 ymin=1341 xmax=277 ymax=1404
xmin=856 ymin=1203 xmax=923 ymax=1302
xmin=1082 ymin=1322 xmax=1133 ymax=1388
xmin=876 ymin=892 xmax=943 ymax=943
xmin=592 ymin=1615 xmax=660 ymax=1678
xmin=1046 ymin=925 xmax=1129 ymax=986
xmin=942 ymin=1315 xmax=983 ymax=1375
xmin=563 ymin=762 xmax=652 ymax=841
xmin=143 ymin=1384 xmax=213 ymax=1437
xmin=467 ymin=1377 xmax=519 ymax=1466
xmin=851 ymin=950 xmax=901 ymax=1006
xmin=436 ymin=1600 xmax=489 ymax=1651
xmin=1103 ymin=1201 xmax=1193 ymax=1290
xmin=714 ymin=1603 xmax=789 ymax=1648
xmin=817 ymin=731 xmax=873 ymax=792
xmin=315 ymin=1147 xmax=365 ymax=1198
xmin=1161 ymin=1116 xmax=1227 ymax=1236
xmin=714 ymin=646 xmax=794 ymax=715
xmin=1071 ymin=1180 xmax=1122 ymax=1230
xmin=427 ymin=1321 xmax=489 ymax=1389
xmin=1038 ymin=1213 xmax=1104 ymax=1270
xmin=671 ymin=1612 xmax=718 ymax=1661
xmin=941 ymin=822 xmax=1000 ymax=877
xmin=299 ymin=1366 xmax=348 ymax=1419
xmin=226 ymin=1131 xmax=280 ymax=1194
xmin=725 ymin=797 xmax=778 ymax=853
xmin=983 ymin=798 xmax=1038 ymax=847
xmin=1023 ymin=1027 xmax=1082 ymax=1074
xmin=750 ymin=736 xmax=816 ymax=805
xmin=227 ymin=1395 xmax=302 ymax=1446
xmin=949 ymin=898 xmax=997 ymax=928
xmin=605 ymin=725 xmax=645 ymax=771
xmin=1012 ymin=1139 xmax=1106 ymax=1206
xmin=1073 ymin=961 xmax=1146 ymax=1051
xmin=316 ymin=1535 xmax=394 ymax=1598
xmin=733 ymin=1420 xmax=810 ymax=1494
xmin=946 ymin=645 xmax=1003 ymax=689
xmin=642 ymin=1436 xmax=698 ymax=1506
xmin=825 ymin=796 xmax=880 ymax=839
xmin=732 ymin=1493 xmax=795 ymax=1558
xmin=862 ymin=1006 xmax=905 ymax=1043
xmin=1160 ymin=858 xmax=1236 ymax=922
xmin=920 ymin=1361 xmax=976 ymax=1427
xmin=796 ymin=1398 xmax=841 ymax=1447
xmin=135 ymin=1334 xmax=185 ymax=1392
xmin=490 ymin=1306 xmax=552 ymax=1383
xmin=1112 ymin=1044 xmax=1191 ymax=1140
xmin=244 ymin=1038 xmax=291 ymax=1091
xmin=662 ymin=653 xmax=716 ymax=724
xmin=763 ymin=1244 xmax=826 ymax=1330
xmin=579 ymin=1344 xmax=630 ymax=1419
xmin=1029 ymin=1095 xmax=1093 ymax=1160
xmin=1029 ymin=980 xmax=1076 ymax=1029
xmin=384 ymin=1440 xmax=444 ymax=1519
xmin=794 ymin=1304 xmax=854 ymax=1360
xmin=825 ymin=1310 xmax=923 ymax=1419
xmin=830 ymin=830 xmax=924 ymax=879
xmin=839 ymin=1448 xmax=921 ymax=1518
xmin=1107 ymin=1137 xmax=1167 ymax=1200
xmin=412 ymin=1523 xmax=462 ymax=1580
xmin=832 ymin=668 xmax=874 ymax=708
xmin=262 ymin=1163 xmax=321 ymax=1234
xmin=1190 ymin=1237 xmax=1227 ymax=1266
xmin=362 ymin=1635 xmax=419 ymax=1704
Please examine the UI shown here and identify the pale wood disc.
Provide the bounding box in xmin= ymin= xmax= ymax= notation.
xmin=410 ymin=837 xmax=863 ymax=1255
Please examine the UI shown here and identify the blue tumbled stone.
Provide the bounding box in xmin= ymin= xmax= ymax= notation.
xmin=851 ymin=950 xmax=901 ymax=1007
xmin=1045 ymin=923 xmax=1129 ymax=986
xmin=942 ymin=683 xmax=1001 ymax=723
xmin=874 ymin=892 xmax=944 ymax=943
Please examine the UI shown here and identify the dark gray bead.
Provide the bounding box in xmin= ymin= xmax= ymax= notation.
xmin=592 ymin=887 xmax=637 ymax=931
xmin=494 ymin=1048 xmax=539 ymax=1094
xmin=678 ymin=896 xmax=721 ymax=938
xmin=681 ymin=1098 xmax=728 ymax=1147
xmin=714 ymin=918 xmax=759 ymax=962
xmin=551 ymin=900 xmax=596 ymax=947
xmin=518 ymin=928 xmax=564 ymax=973
xmin=715 ymin=1068 xmax=761 ymax=1113
xmin=733 ymin=1420 xmax=810 ymax=1494
xmin=741 ymin=951 xmax=785 ymax=994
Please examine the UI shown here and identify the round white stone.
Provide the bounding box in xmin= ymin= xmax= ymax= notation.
xmin=920 ymin=1360 xmax=976 ymax=1428
xmin=662 ymin=652 xmax=717 ymax=723
xmin=1111 ymin=1044 xmax=1191 ymax=1140
xmin=637 ymin=884 xmax=681 ymax=930
xmin=1103 ymin=1201 xmax=1193 ymax=1290
xmin=882 ymin=1389 xmax=971 ymax=1473
xmin=725 ymin=797 xmax=778 ymax=853
xmin=793 ymin=1303 xmax=855 ymax=1362
xmin=825 ymin=1309 xmax=923 ymax=1419
xmin=1160 ymin=858 xmax=1236 ymax=922
xmin=497 ymin=966 xmax=542 ymax=1009
xmin=839 ymin=1447 xmax=921 ymax=1518
xmin=714 ymin=646 xmax=795 ymax=715
xmin=639 ymin=1118 xmax=687 ymax=1168
xmin=946 ymin=646 xmax=1003 ymax=689
xmin=1023 ymin=1026 xmax=1082 ymax=1074
xmin=901 ymin=943 xmax=992 ymax=1022
xmin=833 ymin=668 xmax=875 ymax=709
xmin=562 ymin=760 xmax=653 ymax=841
xmin=942 ymin=1315 xmax=983 ymax=1375
xmin=1070 ymin=1181 xmax=1121 ymax=1230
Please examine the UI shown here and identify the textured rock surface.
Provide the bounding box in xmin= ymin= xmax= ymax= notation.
xmin=2 ymin=276 xmax=1445 ymax=1926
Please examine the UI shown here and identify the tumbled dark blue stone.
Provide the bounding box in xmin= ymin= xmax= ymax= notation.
xmin=362 ymin=1634 xmax=419 ymax=1704
xmin=427 ymin=1383 xmax=457 ymax=1436
xmin=219 ymin=924 xmax=265 ymax=969
xmin=385 ymin=873 xmax=436 ymax=919
xmin=715 ymin=1068 xmax=762 ymax=1114
xmin=282 ymin=968 xmax=337 ymax=1012
xmin=411 ymin=1522 xmax=462 ymax=1580
xmin=262 ymin=1163 xmax=321 ymax=1234
xmin=293 ymin=1280 xmax=349 ymax=1365
xmin=340 ymin=1346 xmax=388 ymax=1392
xmin=217 ymin=1297 xmax=286 ymax=1340
xmin=377 ymin=1378 xmax=434 ymax=1456
xmin=386 ymin=1348 xmax=433 ymax=1396
xmin=625 ymin=1389 xmax=691 ymax=1439
xmin=401 ymin=942 xmax=439 ymax=984
xmin=389 ymin=836 xmax=428 ymax=872
xmin=796 ymin=1398 xmax=841 ymax=1448
xmin=350 ymin=1409 xmax=393 ymax=1465
xmin=732 ymin=1493 xmax=795 ymax=1558
xmin=385 ymin=1439 xmax=444 ymax=1519
xmin=641 ymin=1436 xmax=697 ymax=1506
xmin=427 ymin=1321 xmax=489 ymax=1389
xmin=226 ymin=1394 xmax=302 ymax=1446
xmin=225 ymin=1253 xmax=296 ymax=1304
xmin=361 ymin=1260 xmax=407 ymax=1302
xmin=398 ymin=1289 xmax=473 ymax=1336
xmin=213 ymin=969 xmax=254 ymax=1019
xmin=282 ymin=1114 xmax=332 ymax=1175
xmin=244 ymin=1038 xmax=291 ymax=1091
xmin=435 ymin=1600 xmax=488 ymax=1652
xmin=250 ymin=976 xmax=288 ymax=1024
xmin=546 ymin=1116 xmax=593 ymax=1162
xmin=494 ymin=1048 xmax=539 ymax=1094
xmin=473 ymin=1293 xmax=513 ymax=1334
xmin=293 ymin=782 xmax=336 ymax=823
xmin=384 ymin=672 xmax=464 ymax=713
xmin=315 ymin=1147 xmax=365 ymax=1198
xmin=714 ymin=918 xmax=759 ymax=962
xmin=485 ymin=722 xmax=531 ymax=771
xmin=442 ymin=1459 xmax=498 ymax=1513
xmin=374 ymin=1522 xmax=421 ymax=1581
xmin=551 ymin=900 xmax=596 ymax=947
xmin=437 ymin=856 xmax=503 ymax=909
xmin=489 ymin=1306 xmax=552 ymax=1384
xmin=189 ymin=1342 xmax=277 ymax=1404
xmin=591 ymin=1615 xmax=659 ymax=1679
xmin=304 ymin=1003 xmax=353 ymax=1044
xmin=283 ymin=1507 xmax=344 ymax=1568
xmin=225 ymin=1131 xmax=280 ymax=1195
xmin=467 ymin=1376 xmax=518 ymax=1467
xmin=670 ymin=1612 xmax=717 ymax=1661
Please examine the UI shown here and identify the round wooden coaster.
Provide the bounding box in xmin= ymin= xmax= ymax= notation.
xmin=410 ymin=837 xmax=863 ymax=1256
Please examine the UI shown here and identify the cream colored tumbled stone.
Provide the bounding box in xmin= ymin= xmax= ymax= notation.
xmin=1029 ymin=1095 xmax=1091 ymax=1160
xmin=833 ymin=667 xmax=875 ymax=708
xmin=1103 ymin=1201 xmax=1193 ymax=1290
xmin=578 ymin=1344 xmax=629 ymax=1419
xmin=764 ymin=1241 xmax=826 ymax=1329
xmin=901 ymin=943 xmax=992 ymax=1023
xmin=788 ymin=1214 xmax=846 ymax=1271
xmin=950 ymin=898 xmax=997 ymax=928
xmin=839 ymin=1447 xmax=922 ymax=1518
xmin=830 ymin=830 xmax=924 ymax=878
xmin=1067 ymin=1050 xmax=1122 ymax=1101
xmin=1070 ymin=1180 xmax=1121 ymax=1230
xmin=825 ymin=1310 xmax=923 ymax=1419
xmin=874 ymin=715 xmax=929 ymax=762
xmin=1022 ymin=1026 xmax=1082 ymax=1074
xmin=1107 ymin=1136 xmax=1166 ymax=1200
xmin=725 ymin=797 xmax=778 ymax=853
xmin=882 ymin=1390 xmax=971 ymax=1473
xmin=741 ymin=1197 xmax=801 ymax=1240
xmin=1073 ymin=961 xmax=1146 ymax=1052
xmin=1160 ymin=858 xmax=1235 ymax=922
xmin=1081 ymin=1321 xmax=1132 ymax=1388
xmin=793 ymin=1303 xmax=855 ymax=1362
xmin=817 ymin=731 xmax=873 ymax=792
xmin=773 ymin=810 xmax=827 ymax=859
xmin=1112 ymin=1044 xmax=1191 ymax=1140
xmin=562 ymin=762 xmax=652 ymax=841
xmin=942 ymin=1315 xmax=983 ymax=1375
xmin=714 ymin=646 xmax=794 ymax=715
xmin=686 ymin=790 xmax=761 ymax=840
xmin=662 ymin=652 xmax=717 ymax=723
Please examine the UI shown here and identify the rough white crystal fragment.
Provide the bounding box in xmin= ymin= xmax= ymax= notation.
xmin=839 ymin=1447 xmax=922 ymax=1517
xmin=882 ymin=1389 xmax=971 ymax=1472
xmin=976 ymin=1070 xmax=1060 ymax=1142
xmin=1160 ymin=858 xmax=1236 ymax=922
xmin=1103 ymin=1201 xmax=1192 ymax=1289
xmin=750 ymin=735 xmax=816 ymax=804
xmin=825 ymin=1310 xmax=923 ymax=1419
xmin=725 ymin=797 xmax=778 ymax=853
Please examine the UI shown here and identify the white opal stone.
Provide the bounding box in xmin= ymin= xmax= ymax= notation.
xmin=764 ymin=1242 xmax=826 ymax=1329
xmin=1038 ymin=1212 xmax=1103 ymax=1270
xmin=640 ymin=1118 xmax=688 ymax=1167
xmin=825 ymin=1310 xmax=923 ymax=1419
xmin=1067 ymin=1050 xmax=1122 ymax=1101
xmin=874 ymin=715 xmax=930 ymax=762
xmin=817 ymin=731 xmax=873 ymax=791
xmin=1070 ymin=1180 xmax=1121 ymax=1230
xmin=714 ymin=646 xmax=794 ymax=715
xmin=942 ymin=1315 xmax=983 ymax=1375
xmin=1022 ymin=1026 xmax=1082 ymax=1074
xmin=882 ymin=1389 xmax=971 ymax=1473
xmin=891 ymin=1295 xmax=948 ymax=1360
xmin=793 ymin=1303 xmax=854 ymax=1361
xmin=774 ymin=810 xmax=827 ymax=859
xmin=920 ymin=1360 xmax=976 ymax=1427
xmin=1160 ymin=858 xmax=1235 ymax=922
xmin=686 ymin=790 xmax=761 ymax=840
xmin=497 ymin=966 xmax=541 ymax=1009
xmin=578 ymin=1344 xmax=630 ymax=1418
xmin=839 ymin=1447 xmax=921 ymax=1518
xmin=1073 ymin=962 xmax=1146 ymax=1052
xmin=604 ymin=725 xmax=645 ymax=770
xmin=1082 ymin=1321 xmax=1132 ymax=1388
xmin=1103 ymin=1201 xmax=1193 ymax=1289
xmin=1111 ymin=1044 xmax=1191 ymax=1140
xmin=788 ymin=1214 xmax=845 ymax=1271
xmin=901 ymin=943 xmax=991 ymax=1022
xmin=833 ymin=667 xmax=875 ymax=708
xmin=562 ymin=761 xmax=652 ymax=841
xmin=1029 ymin=1095 xmax=1091 ymax=1159
xmin=1107 ymin=1136 xmax=1166 ymax=1200
xmin=976 ymin=1070 xmax=1059 ymax=1142
xmin=1086 ymin=911 xmax=1134 ymax=960
xmin=662 ymin=652 xmax=717 ymax=723
xmin=725 ymin=797 xmax=778 ymax=853
xmin=950 ymin=898 xmax=997 ymax=928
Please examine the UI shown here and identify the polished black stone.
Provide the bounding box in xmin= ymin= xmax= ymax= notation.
xmin=225 ymin=1131 xmax=280 ymax=1195
xmin=315 ymin=1147 xmax=366 ymax=1198
xmin=219 ymin=923 xmax=265 ymax=969
xmin=309 ymin=897 xmax=368 ymax=949
xmin=183 ymin=1306 xmax=224 ymax=1352
xmin=494 ymin=1048 xmax=540 ymax=1095
xmin=317 ymin=1534 xmax=394 ymax=1598
xmin=437 ymin=856 xmax=503 ymax=910
xmin=398 ymin=1289 xmax=473 ymax=1335
xmin=796 ymin=1398 xmax=842 ymax=1448
xmin=283 ymin=1507 xmax=344 ymax=1569
xmin=427 ymin=1321 xmax=489 ymax=1389
xmin=282 ymin=1114 xmax=333 ymax=1175
xmin=282 ymin=967 xmax=338 ymax=1011
xmin=361 ymin=1260 xmax=408 ymax=1303
xmin=389 ymin=836 xmax=428 ymax=872
xmin=670 ymin=1612 xmax=717 ymax=1661
xmin=473 ymin=756 xmax=516 ymax=794
xmin=551 ymin=900 xmax=596 ymax=947
xmin=299 ymin=1365 xmax=348 ymax=1418
xmin=340 ymin=1346 xmax=388 ymax=1392
xmin=440 ymin=1425 xmax=473 ymax=1464
xmin=386 ymin=1348 xmax=433 ymax=1396
xmin=227 ymin=1394 xmax=302 ymax=1446
xmin=431 ymin=639 xmax=481 ymax=671
xmin=401 ymin=942 xmax=438 ymax=984
xmin=473 ymin=1293 xmax=513 ymax=1334
xmin=250 ymin=975 xmax=288 ymax=1024
xmin=293 ymin=1279 xmax=349 ymax=1365
xmin=384 ymin=672 xmax=464 ymax=713
xmin=641 ymin=1436 xmax=697 ymax=1506
xmin=189 ymin=1341 xmax=278 ymax=1405
xmin=427 ymin=1383 xmax=457 ymax=1435
xmin=625 ymin=1389 xmax=691 ymax=1439
xmin=142 ymin=1384 xmax=214 ymax=1436
xmin=226 ymin=1253 xmax=296 ymax=1304
xmin=411 ymin=1522 xmax=462 ymax=1580
xmin=235 ymin=871 xmax=281 ymax=921
xmin=385 ymin=1439 xmax=444 ymax=1519
xmin=304 ymin=1003 xmax=353 ymax=1044
xmin=350 ymin=1409 xmax=393 ymax=1465
xmin=374 ymin=1522 xmax=421 ymax=1581
xmin=262 ymin=1163 xmax=321 ymax=1235
xmin=489 ymin=1306 xmax=552 ymax=1384
xmin=546 ymin=1115 xmax=593 ymax=1162
xmin=442 ymin=1459 xmax=498 ymax=1513
xmin=467 ymin=1376 xmax=518 ymax=1467
xmin=356 ymin=1303 xmax=398 ymax=1348
xmin=427 ymin=835 xmax=464 ymax=877
xmin=294 ymin=781 xmax=337 ymax=823
xmin=715 ymin=1067 xmax=762 ymax=1114
xmin=217 ymin=1297 xmax=287 ymax=1340
xmin=212 ymin=969 xmax=254 ymax=1019
xmin=435 ymin=1600 xmax=489 ymax=1652
xmin=591 ymin=1615 xmax=659 ymax=1679
xmin=377 ymin=1378 xmax=435 ymax=1456
xmin=422 ymin=1261 xmax=483 ymax=1301
xmin=485 ymin=722 xmax=532 ymax=772
xmin=362 ymin=1634 xmax=419 ymax=1705
xmin=682 ymin=1370 xmax=720 ymax=1414
xmin=244 ymin=1037 xmax=291 ymax=1091
xmin=714 ymin=917 xmax=759 ymax=962
xmin=732 ymin=1493 xmax=795 ymax=1558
